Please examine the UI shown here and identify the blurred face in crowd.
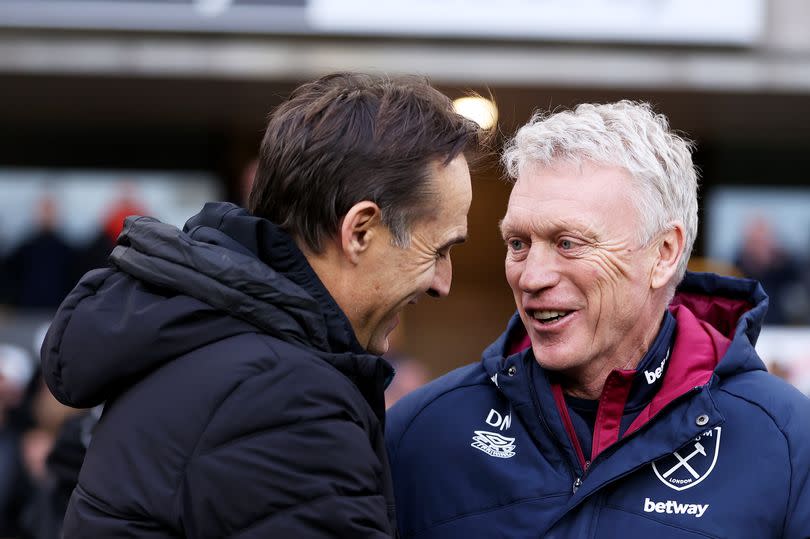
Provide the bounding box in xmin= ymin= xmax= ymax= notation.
xmin=500 ymin=160 xmax=668 ymax=396
xmin=353 ymin=155 xmax=472 ymax=355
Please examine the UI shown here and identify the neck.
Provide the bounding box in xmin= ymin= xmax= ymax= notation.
xmin=301 ymin=242 xmax=368 ymax=348
xmin=561 ymin=310 xmax=667 ymax=400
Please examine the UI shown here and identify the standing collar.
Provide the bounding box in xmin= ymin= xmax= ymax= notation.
xmin=625 ymin=311 xmax=677 ymax=411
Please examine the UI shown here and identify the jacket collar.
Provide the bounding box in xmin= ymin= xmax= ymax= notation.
xmin=183 ymin=202 xmax=367 ymax=355
xmin=479 ymin=272 xmax=766 ymax=465
xmin=112 ymin=203 xmax=394 ymax=416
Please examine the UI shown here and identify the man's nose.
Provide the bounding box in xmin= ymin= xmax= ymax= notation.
xmin=517 ymin=245 xmax=560 ymax=293
xmin=427 ymin=258 xmax=452 ymax=298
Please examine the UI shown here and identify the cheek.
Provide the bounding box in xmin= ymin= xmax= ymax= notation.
xmin=579 ymin=251 xmax=636 ymax=298
xmin=504 ymin=261 xmax=522 ymax=291
xmin=587 ymin=269 xmax=647 ymax=328
xmin=573 ymin=263 xmax=623 ymax=325
xmin=589 ymin=253 xmax=633 ymax=287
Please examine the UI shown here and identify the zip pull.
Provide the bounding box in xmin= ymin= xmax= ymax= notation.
xmin=572 ymin=477 xmax=582 ymax=493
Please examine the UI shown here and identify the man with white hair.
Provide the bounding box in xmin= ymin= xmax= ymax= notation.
xmin=386 ymin=101 xmax=810 ymax=538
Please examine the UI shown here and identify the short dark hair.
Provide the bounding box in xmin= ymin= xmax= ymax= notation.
xmin=249 ymin=72 xmax=481 ymax=252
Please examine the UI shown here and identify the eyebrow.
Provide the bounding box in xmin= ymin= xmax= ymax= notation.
xmin=438 ymin=234 xmax=467 ymax=252
xmin=498 ymin=218 xmax=522 ymax=239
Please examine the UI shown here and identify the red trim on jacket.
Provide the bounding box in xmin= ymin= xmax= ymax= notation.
xmin=549 ymin=305 xmax=733 ymax=464
xmin=507 ymin=301 xmax=735 ymax=466
xmin=670 ymin=292 xmax=751 ymax=340
xmin=551 ymin=384 xmax=588 ymax=470
xmin=508 ymin=333 xmax=532 ymax=357
xmin=623 ymin=305 xmax=731 ymax=437
xmin=591 ymin=369 xmax=635 ymax=459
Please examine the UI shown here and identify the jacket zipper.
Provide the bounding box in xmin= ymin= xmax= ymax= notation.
xmin=572 ymin=386 xmax=704 ymax=494
xmin=521 ymin=362 xmax=583 ymax=489
xmin=572 ymin=460 xmax=590 ymax=493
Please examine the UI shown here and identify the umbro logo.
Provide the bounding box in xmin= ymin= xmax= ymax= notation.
xmin=471 ymin=430 xmax=516 ymax=459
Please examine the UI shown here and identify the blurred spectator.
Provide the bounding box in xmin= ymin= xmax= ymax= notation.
xmin=686 ymin=256 xmax=742 ymax=277
xmin=0 ymin=344 xmax=37 ymax=537
xmin=240 ymin=158 xmax=258 ymax=207
xmin=0 ymin=196 xmax=76 ymax=310
xmin=19 ymin=406 xmax=102 ymax=539
xmin=383 ymin=319 xmax=430 ymax=409
xmin=385 ymin=358 xmax=430 ymax=410
xmin=73 ymin=183 xmax=147 ymax=278
xmin=768 ymin=359 xmax=792 ymax=381
xmin=767 ymin=357 xmax=810 ymax=398
xmin=0 ymin=324 xmax=85 ymax=539
xmin=11 ymin=378 xmax=81 ymax=539
xmin=734 ymin=216 xmax=810 ymax=324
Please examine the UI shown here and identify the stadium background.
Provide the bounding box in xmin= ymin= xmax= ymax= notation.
xmin=0 ymin=5 xmax=809 ymax=533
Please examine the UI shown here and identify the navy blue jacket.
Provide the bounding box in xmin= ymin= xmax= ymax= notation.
xmin=387 ymin=273 xmax=810 ymax=538
xmin=42 ymin=203 xmax=397 ymax=538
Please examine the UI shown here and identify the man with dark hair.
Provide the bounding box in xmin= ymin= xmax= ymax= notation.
xmin=41 ymin=72 xmax=480 ymax=538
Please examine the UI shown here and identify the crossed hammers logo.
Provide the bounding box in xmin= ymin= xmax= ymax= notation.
xmin=662 ymin=441 xmax=706 ymax=479
xmin=652 ymin=426 xmax=722 ymax=491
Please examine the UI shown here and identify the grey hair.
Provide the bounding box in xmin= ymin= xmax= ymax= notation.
xmin=502 ymin=100 xmax=699 ymax=287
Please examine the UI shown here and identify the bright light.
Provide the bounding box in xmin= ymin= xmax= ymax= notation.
xmin=453 ymin=96 xmax=498 ymax=130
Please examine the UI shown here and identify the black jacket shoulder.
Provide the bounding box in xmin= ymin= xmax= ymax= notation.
xmin=42 ymin=203 xmax=395 ymax=538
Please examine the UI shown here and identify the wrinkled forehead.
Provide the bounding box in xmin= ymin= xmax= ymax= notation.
xmin=501 ymin=160 xmax=639 ymax=234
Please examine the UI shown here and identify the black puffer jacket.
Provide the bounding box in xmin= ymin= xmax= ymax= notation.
xmin=41 ymin=202 xmax=397 ymax=538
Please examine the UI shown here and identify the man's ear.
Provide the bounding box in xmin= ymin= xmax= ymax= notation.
xmin=650 ymin=222 xmax=686 ymax=290
xmin=339 ymin=201 xmax=383 ymax=264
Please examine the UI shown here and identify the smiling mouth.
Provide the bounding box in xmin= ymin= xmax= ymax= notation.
xmin=530 ymin=310 xmax=572 ymax=324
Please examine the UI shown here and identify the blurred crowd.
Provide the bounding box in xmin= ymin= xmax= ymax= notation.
xmin=0 ymin=193 xmax=145 ymax=312
xmin=0 ymin=191 xmax=145 ymax=538
xmin=734 ymin=216 xmax=810 ymax=326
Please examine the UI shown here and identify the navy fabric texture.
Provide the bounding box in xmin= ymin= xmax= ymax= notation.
xmin=387 ymin=272 xmax=810 ymax=539
xmin=41 ymin=202 xmax=397 ymax=538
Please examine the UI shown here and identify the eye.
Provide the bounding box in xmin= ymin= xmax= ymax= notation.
xmin=557 ymin=237 xmax=586 ymax=254
xmin=508 ymin=239 xmax=525 ymax=252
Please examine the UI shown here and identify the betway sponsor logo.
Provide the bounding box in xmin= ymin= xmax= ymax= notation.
xmin=644 ymin=349 xmax=670 ymax=385
xmin=643 ymin=497 xmax=708 ymax=518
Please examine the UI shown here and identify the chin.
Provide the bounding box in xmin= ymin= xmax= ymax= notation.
xmin=531 ymin=343 xmax=582 ymax=373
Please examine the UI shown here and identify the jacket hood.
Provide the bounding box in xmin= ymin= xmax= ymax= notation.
xmin=481 ymin=271 xmax=769 ymax=381
xmin=42 ymin=202 xmax=373 ymax=408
